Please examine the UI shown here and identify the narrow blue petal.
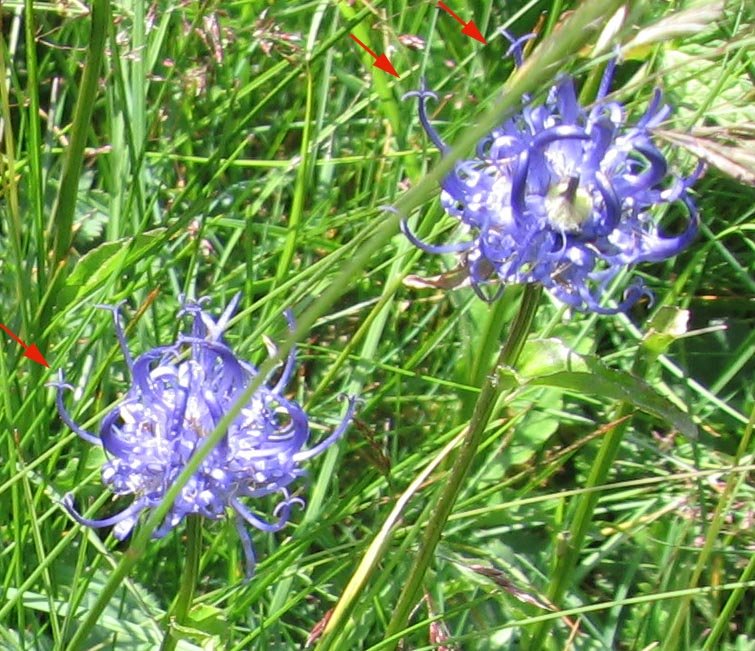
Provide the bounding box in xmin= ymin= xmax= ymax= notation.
xmin=52 ymin=374 xmax=101 ymax=446
xmin=63 ymin=493 xmax=147 ymax=530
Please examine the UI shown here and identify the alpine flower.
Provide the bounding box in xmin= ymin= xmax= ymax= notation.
xmin=53 ymin=296 xmax=356 ymax=576
xmin=403 ymin=33 xmax=702 ymax=313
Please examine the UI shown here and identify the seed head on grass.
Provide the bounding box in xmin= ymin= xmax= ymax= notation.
xmin=404 ymin=33 xmax=702 ymax=313
xmin=53 ymin=295 xmax=356 ymax=577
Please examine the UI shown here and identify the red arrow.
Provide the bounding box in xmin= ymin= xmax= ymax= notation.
xmin=437 ymin=1 xmax=487 ymax=45
xmin=349 ymin=33 xmax=400 ymax=78
xmin=0 ymin=322 xmax=50 ymax=368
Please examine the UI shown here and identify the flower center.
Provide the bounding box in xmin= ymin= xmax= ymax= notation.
xmin=545 ymin=175 xmax=592 ymax=232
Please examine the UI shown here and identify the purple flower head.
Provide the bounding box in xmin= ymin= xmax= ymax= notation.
xmin=53 ymin=295 xmax=356 ymax=577
xmin=404 ymin=33 xmax=702 ymax=313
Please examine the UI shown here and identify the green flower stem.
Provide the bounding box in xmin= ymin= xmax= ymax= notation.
xmin=160 ymin=516 xmax=203 ymax=651
xmin=383 ymin=284 xmax=542 ymax=647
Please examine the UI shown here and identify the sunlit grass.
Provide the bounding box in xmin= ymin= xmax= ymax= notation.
xmin=0 ymin=0 xmax=753 ymax=649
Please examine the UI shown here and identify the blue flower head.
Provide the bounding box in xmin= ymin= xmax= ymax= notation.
xmin=54 ymin=295 xmax=356 ymax=577
xmin=404 ymin=33 xmax=702 ymax=313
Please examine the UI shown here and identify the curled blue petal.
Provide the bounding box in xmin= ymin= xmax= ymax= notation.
xmin=63 ymin=493 xmax=148 ymax=532
xmin=500 ymin=30 xmax=536 ymax=69
xmin=50 ymin=373 xmax=101 ymax=446
xmin=96 ymin=303 xmax=134 ymax=375
xmin=400 ymin=217 xmax=474 ymax=255
xmin=404 ymin=84 xmax=448 ymax=153
xmin=293 ymin=395 xmax=358 ymax=462
xmin=596 ymin=56 xmax=618 ymax=101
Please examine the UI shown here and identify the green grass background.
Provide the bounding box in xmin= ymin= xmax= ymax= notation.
xmin=0 ymin=0 xmax=753 ymax=649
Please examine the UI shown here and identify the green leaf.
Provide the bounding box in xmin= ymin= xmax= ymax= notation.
xmin=528 ymin=359 xmax=698 ymax=440
xmin=187 ymin=604 xmax=227 ymax=639
xmin=517 ymin=338 xmax=590 ymax=378
xmin=507 ymin=388 xmax=563 ymax=467
xmin=661 ymin=42 xmax=755 ymax=127
xmin=56 ymin=228 xmax=167 ymax=310
xmin=502 ymin=338 xmax=698 ymax=439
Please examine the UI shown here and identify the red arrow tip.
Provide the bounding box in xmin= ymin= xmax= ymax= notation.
xmin=461 ymin=20 xmax=486 ymax=45
xmin=24 ymin=344 xmax=49 ymax=368
xmin=373 ymin=53 xmax=400 ymax=78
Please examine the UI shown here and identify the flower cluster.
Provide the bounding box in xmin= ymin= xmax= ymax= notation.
xmin=54 ymin=296 xmax=356 ymax=576
xmin=404 ymin=34 xmax=701 ymax=313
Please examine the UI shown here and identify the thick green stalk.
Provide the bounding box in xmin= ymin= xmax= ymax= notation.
xmin=337 ymin=2 xmax=419 ymax=180
xmin=0 ymin=26 xmax=30 ymax=335
xmin=382 ymin=284 xmax=542 ymax=647
xmin=24 ymin=0 xmax=47 ymax=291
xmin=160 ymin=516 xmax=203 ymax=651
xmin=48 ymin=0 xmax=109 ymax=267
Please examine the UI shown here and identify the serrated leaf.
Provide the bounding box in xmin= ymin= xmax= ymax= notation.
xmin=5 ymin=578 xmax=168 ymax=649
xmin=73 ymin=205 xmax=110 ymax=244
